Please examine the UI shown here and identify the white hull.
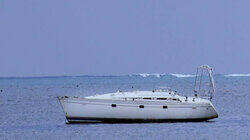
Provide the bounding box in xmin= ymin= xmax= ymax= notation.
xmin=58 ymin=97 xmax=218 ymax=123
xmin=57 ymin=65 xmax=218 ymax=123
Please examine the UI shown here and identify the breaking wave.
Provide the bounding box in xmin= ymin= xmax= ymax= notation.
xmin=132 ymin=73 xmax=196 ymax=78
xmin=224 ymin=74 xmax=250 ymax=77
xmin=138 ymin=73 xmax=166 ymax=78
xmin=170 ymin=73 xmax=196 ymax=78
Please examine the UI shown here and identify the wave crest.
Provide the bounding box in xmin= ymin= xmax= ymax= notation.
xmin=225 ymin=74 xmax=250 ymax=77
xmin=170 ymin=73 xmax=196 ymax=78
xmin=138 ymin=73 xmax=165 ymax=78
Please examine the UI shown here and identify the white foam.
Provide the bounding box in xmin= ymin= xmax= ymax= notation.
xmin=225 ymin=74 xmax=250 ymax=77
xmin=139 ymin=73 xmax=150 ymax=78
xmin=170 ymin=73 xmax=196 ymax=78
xmin=152 ymin=73 xmax=165 ymax=78
xmin=138 ymin=73 xmax=165 ymax=78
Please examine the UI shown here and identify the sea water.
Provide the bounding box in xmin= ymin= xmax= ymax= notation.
xmin=0 ymin=74 xmax=249 ymax=139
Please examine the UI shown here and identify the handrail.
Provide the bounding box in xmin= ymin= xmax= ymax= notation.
xmin=194 ymin=65 xmax=215 ymax=100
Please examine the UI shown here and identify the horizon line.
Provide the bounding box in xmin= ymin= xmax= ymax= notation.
xmin=1 ymin=73 xmax=249 ymax=79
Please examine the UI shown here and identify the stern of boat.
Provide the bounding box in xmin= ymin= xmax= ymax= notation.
xmin=208 ymin=101 xmax=219 ymax=119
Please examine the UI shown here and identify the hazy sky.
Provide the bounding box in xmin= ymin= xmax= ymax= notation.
xmin=1 ymin=0 xmax=250 ymax=77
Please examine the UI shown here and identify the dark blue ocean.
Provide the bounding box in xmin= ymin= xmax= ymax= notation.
xmin=0 ymin=74 xmax=250 ymax=139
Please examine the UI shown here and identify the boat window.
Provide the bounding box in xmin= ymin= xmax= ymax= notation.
xmin=111 ymin=104 xmax=116 ymax=107
xmin=157 ymin=98 xmax=167 ymax=100
xmin=139 ymin=105 xmax=144 ymax=108
xmin=163 ymin=106 xmax=168 ymax=109
xmin=143 ymin=98 xmax=152 ymax=100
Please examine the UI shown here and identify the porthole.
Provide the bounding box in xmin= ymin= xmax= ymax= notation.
xmin=163 ymin=106 xmax=168 ymax=109
xmin=139 ymin=105 xmax=144 ymax=108
xmin=157 ymin=98 xmax=167 ymax=100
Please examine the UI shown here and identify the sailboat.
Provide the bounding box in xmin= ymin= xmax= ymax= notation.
xmin=58 ymin=65 xmax=218 ymax=123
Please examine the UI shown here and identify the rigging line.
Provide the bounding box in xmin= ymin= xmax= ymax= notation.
xmin=198 ymin=69 xmax=203 ymax=92
xmin=193 ymin=67 xmax=199 ymax=92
